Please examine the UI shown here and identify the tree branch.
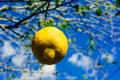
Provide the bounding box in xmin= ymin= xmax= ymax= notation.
xmin=45 ymin=0 xmax=51 ymax=22
xmin=2 ymin=0 xmax=75 ymax=29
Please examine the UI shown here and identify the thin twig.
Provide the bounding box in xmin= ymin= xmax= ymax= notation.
xmin=9 ymin=28 xmax=25 ymax=38
xmin=106 ymin=67 xmax=120 ymax=80
xmin=45 ymin=0 xmax=51 ymax=22
xmin=2 ymin=0 xmax=75 ymax=29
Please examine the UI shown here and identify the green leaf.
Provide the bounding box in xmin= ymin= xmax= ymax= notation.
xmin=84 ymin=5 xmax=90 ymax=10
xmin=96 ymin=7 xmax=102 ymax=16
xmin=88 ymin=38 xmax=96 ymax=50
xmin=8 ymin=77 xmax=12 ymax=80
xmin=39 ymin=18 xmax=55 ymax=27
xmin=62 ymin=24 xmax=67 ymax=30
xmin=115 ymin=0 xmax=120 ymax=7
xmin=62 ymin=20 xmax=68 ymax=30
xmin=73 ymin=4 xmax=79 ymax=12
xmin=27 ymin=34 xmax=33 ymax=40
xmin=39 ymin=18 xmax=44 ymax=27
xmin=45 ymin=19 xmax=54 ymax=27
xmin=0 ymin=14 xmax=6 ymax=18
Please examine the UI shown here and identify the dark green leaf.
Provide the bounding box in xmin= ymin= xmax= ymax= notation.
xmin=81 ymin=11 xmax=86 ymax=16
xmin=112 ymin=61 xmax=117 ymax=64
xmin=96 ymin=7 xmax=102 ymax=16
xmin=105 ymin=12 xmax=108 ymax=15
xmin=73 ymin=4 xmax=79 ymax=12
xmin=115 ymin=11 xmax=120 ymax=16
xmin=55 ymin=0 xmax=59 ymax=6
xmin=88 ymin=45 xmax=94 ymax=50
xmin=27 ymin=2 xmax=32 ymax=5
xmin=97 ymin=62 xmax=101 ymax=66
xmin=88 ymin=38 xmax=96 ymax=50
xmin=3 ymin=69 xmax=6 ymax=72
xmin=62 ymin=24 xmax=67 ymax=30
xmin=115 ymin=0 xmax=120 ymax=7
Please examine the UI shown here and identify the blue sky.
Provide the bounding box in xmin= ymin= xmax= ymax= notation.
xmin=0 ymin=0 xmax=120 ymax=80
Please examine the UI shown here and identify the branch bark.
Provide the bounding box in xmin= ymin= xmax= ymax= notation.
xmin=1 ymin=0 xmax=75 ymax=29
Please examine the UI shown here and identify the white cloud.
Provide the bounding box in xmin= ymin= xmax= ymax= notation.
xmin=101 ymin=53 xmax=114 ymax=63
xmin=77 ymin=56 xmax=92 ymax=69
xmin=12 ymin=54 xmax=27 ymax=67
xmin=1 ymin=41 xmax=15 ymax=58
xmin=16 ymin=65 xmax=56 ymax=80
xmin=68 ymin=53 xmax=79 ymax=64
xmin=40 ymin=65 xmax=56 ymax=80
xmin=68 ymin=53 xmax=93 ymax=70
xmin=16 ymin=70 xmax=41 ymax=80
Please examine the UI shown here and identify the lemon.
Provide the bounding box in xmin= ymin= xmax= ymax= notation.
xmin=32 ymin=26 xmax=68 ymax=65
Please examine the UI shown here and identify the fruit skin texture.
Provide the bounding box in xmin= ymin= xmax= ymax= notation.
xmin=32 ymin=27 xmax=68 ymax=65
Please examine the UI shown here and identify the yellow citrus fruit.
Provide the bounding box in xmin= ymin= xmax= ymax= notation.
xmin=32 ymin=26 xmax=68 ymax=65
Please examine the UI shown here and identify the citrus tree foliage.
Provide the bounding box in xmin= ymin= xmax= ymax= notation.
xmin=0 ymin=0 xmax=120 ymax=80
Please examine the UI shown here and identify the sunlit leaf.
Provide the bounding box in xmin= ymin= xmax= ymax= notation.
xmin=78 ymin=7 xmax=86 ymax=16
xmin=39 ymin=18 xmax=44 ymax=27
xmin=84 ymin=5 xmax=91 ymax=10
xmin=39 ymin=18 xmax=55 ymax=27
xmin=8 ymin=77 xmax=12 ymax=80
